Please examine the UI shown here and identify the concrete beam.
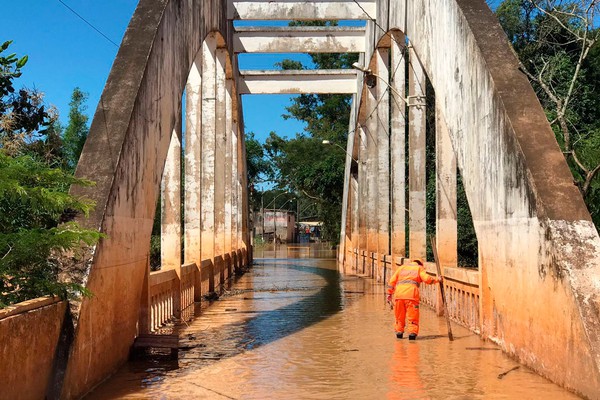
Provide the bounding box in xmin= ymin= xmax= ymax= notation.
xmin=233 ymin=26 xmax=366 ymax=53
xmin=228 ymin=0 xmax=376 ymax=20
xmin=238 ymin=69 xmax=357 ymax=94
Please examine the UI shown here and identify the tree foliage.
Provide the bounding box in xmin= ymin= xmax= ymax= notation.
xmin=257 ymin=22 xmax=359 ymax=241
xmin=495 ymin=0 xmax=600 ymax=228
xmin=0 ymin=41 xmax=100 ymax=307
xmin=62 ymin=87 xmax=89 ymax=171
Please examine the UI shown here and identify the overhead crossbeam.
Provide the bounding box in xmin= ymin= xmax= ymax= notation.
xmin=233 ymin=26 xmax=366 ymax=53
xmin=238 ymin=69 xmax=357 ymax=94
xmin=228 ymin=0 xmax=376 ymax=20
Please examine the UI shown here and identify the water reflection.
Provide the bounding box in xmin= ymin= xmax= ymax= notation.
xmin=87 ymin=253 xmax=579 ymax=400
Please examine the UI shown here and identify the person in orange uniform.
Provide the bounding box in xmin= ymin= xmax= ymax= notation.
xmin=386 ymin=259 xmax=441 ymax=340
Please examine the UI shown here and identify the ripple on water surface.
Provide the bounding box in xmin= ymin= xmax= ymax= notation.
xmin=87 ymin=258 xmax=580 ymax=400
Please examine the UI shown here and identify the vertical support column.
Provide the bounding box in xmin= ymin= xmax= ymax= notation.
xmin=408 ymin=46 xmax=427 ymax=259
xmin=357 ymin=125 xmax=368 ymax=274
xmin=184 ymin=55 xmax=202 ymax=300
xmin=161 ymin=117 xmax=182 ymax=317
xmin=214 ymin=47 xmax=227 ymax=290
xmin=351 ymin=171 xmax=359 ymax=273
xmin=231 ymin=118 xmax=239 ymax=271
xmin=435 ymin=106 xmax=457 ymax=267
xmin=338 ymin=94 xmax=358 ymax=273
xmin=376 ymin=47 xmax=390 ymax=279
xmin=224 ymin=77 xmax=234 ymax=279
xmin=201 ymin=35 xmax=217 ymax=293
xmin=365 ymin=81 xmax=379 ymax=277
xmin=239 ymin=121 xmax=250 ymax=264
xmin=390 ymin=34 xmax=406 ymax=261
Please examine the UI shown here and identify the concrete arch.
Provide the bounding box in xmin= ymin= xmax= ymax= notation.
xmin=342 ymin=0 xmax=600 ymax=397
xmin=59 ymin=2 xmax=249 ymax=398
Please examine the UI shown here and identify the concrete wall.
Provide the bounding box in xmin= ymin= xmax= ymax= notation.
xmin=0 ymin=297 xmax=66 ymax=400
xmin=340 ymin=0 xmax=600 ymax=397
xmin=56 ymin=0 xmax=251 ymax=398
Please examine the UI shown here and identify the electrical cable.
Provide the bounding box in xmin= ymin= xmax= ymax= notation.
xmin=56 ymin=0 xmax=119 ymax=48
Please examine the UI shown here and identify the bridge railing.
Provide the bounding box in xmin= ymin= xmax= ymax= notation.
xmin=349 ymin=248 xmax=481 ymax=332
xmin=149 ymin=269 xmax=179 ymax=332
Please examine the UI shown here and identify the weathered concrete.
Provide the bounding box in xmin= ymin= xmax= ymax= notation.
xmin=0 ymin=297 xmax=66 ymax=400
xmin=161 ymin=118 xmax=182 ymax=274
xmin=56 ymin=0 xmax=251 ymax=397
xmin=376 ymin=47 xmax=390 ymax=257
xmin=214 ymin=46 xmax=227 ymax=290
xmin=238 ymin=69 xmax=357 ymax=94
xmin=184 ymin=55 xmax=203 ymax=272
xmin=390 ymin=33 xmax=406 ymax=259
xmin=339 ymin=0 xmax=600 ymax=397
xmin=357 ymin=125 xmax=368 ymax=270
xmin=435 ymin=107 xmax=457 ymax=267
xmin=228 ymin=0 xmax=376 ymax=20
xmin=234 ymin=26 xmax=366 ymax=53
xmin=201 ymin=34 xmax=218 ymax=269
xmin=11 ymin=0 xmax=595 ymax=397
xmin=407 ymin=46 xmax=426 ymax=259
xmin=364 ymin=84 xmax=378 ymax=255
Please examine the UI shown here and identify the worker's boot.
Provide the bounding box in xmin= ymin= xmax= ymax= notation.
xmin=408 ymin=333 xmax=417 ymax=340
xmin=396 ymin=332 xmax=403 ymax=339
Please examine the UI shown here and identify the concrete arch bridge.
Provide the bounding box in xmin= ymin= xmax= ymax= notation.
xmin=3 ymin=0 xmax=600 ymax=399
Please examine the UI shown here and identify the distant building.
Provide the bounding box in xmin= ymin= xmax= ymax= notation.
xmin=255 ymin=209 xmax=296 ymax=243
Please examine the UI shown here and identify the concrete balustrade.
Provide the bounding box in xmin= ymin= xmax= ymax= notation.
xmin=350 ymin=249 xmax=481 ymax=332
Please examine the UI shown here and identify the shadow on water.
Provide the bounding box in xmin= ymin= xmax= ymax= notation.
xmin=169 ymin=258 xmax=356 ymax=371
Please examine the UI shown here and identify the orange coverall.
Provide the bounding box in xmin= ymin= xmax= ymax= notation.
xmin=387 ymin=260 xmax=439 ymax=336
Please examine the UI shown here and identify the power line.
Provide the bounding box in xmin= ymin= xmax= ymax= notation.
xmin=56 ymin=0 xmax=119 ymax=48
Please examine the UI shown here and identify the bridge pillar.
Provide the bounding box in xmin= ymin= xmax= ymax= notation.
xmin=231 ymin=115 xmax=240 ymax=272
xmin=350 ymin=171 xmax=359 ymax=273
xmin=390 ymin=33 xmax=406 ymax=261
xmin=225 ymin=78 xmax=234 ymax=277
xmin=214 ymin=47 xmax=228 ymax=290
xmin=408 ymin=46 xmax=426 ymax=260
xmin=357 ymin=125 xmax=368 ymax=274
xmin=184 ymin=56 xmax=203 ymax=301
xmin=161 ymin=118 xmax=182 ymax=317
xmin=201 ymin=35 xmax=217 ymax=294
xmin=376 ymin=47 xmax=390 ymax=280
xmin=435 ymin=106 xmax=457 ymax=268
xmin=365 ymin=81 xmax=379 ymax=274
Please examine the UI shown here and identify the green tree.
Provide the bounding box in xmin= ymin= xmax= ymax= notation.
xmin=62 ymin=87 xmax=89 ymax=170
xmin=0 ymin=41 xmax=53 ymax=156
xmin=263 ymin=21 xmax=359 ymax=241
xmin=495 ymin=0 xmax=600 ymax=228
xmin=0 ymin=41 xmax=101 ymax=307
xmin=0 ymin=153 xmax=100 ymax=307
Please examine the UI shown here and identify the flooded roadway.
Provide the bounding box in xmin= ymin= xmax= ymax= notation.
xmin=88 ymin=247 xmax=579 ymax=399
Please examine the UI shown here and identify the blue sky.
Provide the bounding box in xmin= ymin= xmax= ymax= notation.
xmin=2 ymin=2 xmax=500 ymax=143
xmin=1 ymin=1 xmax=312 ymax=142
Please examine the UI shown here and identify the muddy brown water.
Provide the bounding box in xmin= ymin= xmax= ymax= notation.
xmin=87 ymin=247 xmax=579 ymax=399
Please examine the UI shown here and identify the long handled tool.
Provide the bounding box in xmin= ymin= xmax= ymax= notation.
xmin=430 ymin=236 xmax=454 ymax=341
